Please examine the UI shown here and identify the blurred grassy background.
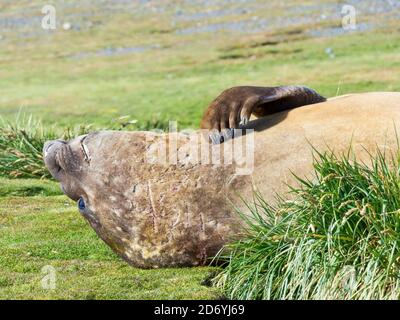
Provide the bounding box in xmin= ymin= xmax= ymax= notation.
xmin=0 ymin=0 xmax=400 ymax=299
xmin=1 ymin=0 xmax=399 ymax=127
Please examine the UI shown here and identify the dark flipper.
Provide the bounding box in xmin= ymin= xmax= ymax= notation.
xmin=200 ymin=85 xmax=326 ymax=143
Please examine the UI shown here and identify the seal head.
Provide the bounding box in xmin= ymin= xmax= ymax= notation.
xmin=43 ymin=131 xmax=242 ymax=268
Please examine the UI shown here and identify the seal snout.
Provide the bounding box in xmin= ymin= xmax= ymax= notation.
xmin=43 ymin=139 xmax=67 ymax=180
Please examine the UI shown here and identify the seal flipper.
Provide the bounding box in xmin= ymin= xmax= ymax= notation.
xmin=201 ymin=85 xmax=326 ymax=143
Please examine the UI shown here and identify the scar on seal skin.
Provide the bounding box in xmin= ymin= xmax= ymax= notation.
xmin=44 ymin=86 xmax=400 ymax=268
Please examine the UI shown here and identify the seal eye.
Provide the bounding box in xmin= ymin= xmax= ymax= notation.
xmin=78 ymin=197 xmax=86 ymax=211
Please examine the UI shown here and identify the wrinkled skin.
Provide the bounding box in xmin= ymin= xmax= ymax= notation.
xmin=44 ymin=88 xmax=400 ymax=268
xmin=44 ymin=130 xmax=248 ymax=268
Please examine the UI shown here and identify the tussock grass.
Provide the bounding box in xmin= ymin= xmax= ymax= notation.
xmin=0 ymin=115 xmax=170 ymax=179
xmin=214 ymin=149 xmax=400 ymax=300
xmin=0 ymin=116 xmax=90 ymax=179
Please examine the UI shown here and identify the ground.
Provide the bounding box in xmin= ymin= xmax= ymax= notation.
xmin=0 ymin=0 xmax=400 ymax=299
xmin=0 ymin=178 xmax=220 ymax=299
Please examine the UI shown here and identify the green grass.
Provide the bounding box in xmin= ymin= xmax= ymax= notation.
xmin=0 ymin=193 xmax=221 ymax=299
xmin=1 ymin=2 xmax=400 ymax=127
xmin=0 ymin=116 xmax=91 ymax=179
xmin=0 ymin=177 xmax=62 ymax=197
xmin=213 ymin=149 xmax=400 ymax=300
xmin=0 ymin=115 xmax=170 ymax=179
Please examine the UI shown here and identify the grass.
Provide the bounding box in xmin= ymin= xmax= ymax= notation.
xmin=1 ymin=0 xmax=400 ymax=299
xmin=1 ymin=3 xmax=400 ymax=127
xmin=0 ymin=190 xmax=221 ymax=299
xmin=0 ymin=177 xmax=62 ymax=197
xmin=213 ymin=149 xmax=400 ymax=300
xmin=0 ymin=116 xmax=90 ymax=179
xmin=0 ymin=114 xmax=170 ymax=179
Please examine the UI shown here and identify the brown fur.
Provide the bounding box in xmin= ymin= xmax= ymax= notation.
xmin=200 ymin=85 xmax=326 ymax=131
xmin=44 ymin=89 xmax=400 ymax=268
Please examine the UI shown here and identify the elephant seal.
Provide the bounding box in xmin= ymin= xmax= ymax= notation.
xmin=43 ymin=86 xmax=400 ymax=268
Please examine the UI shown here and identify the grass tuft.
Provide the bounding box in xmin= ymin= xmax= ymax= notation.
xmin=0 ymin=115 xmax=170 ymax=179
xmin=213 ymin=149 xmax=400 ymax=300
xmin=0 ymin=116 xmax=90 ymax=179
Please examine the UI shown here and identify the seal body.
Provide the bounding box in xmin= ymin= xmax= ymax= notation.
xmin=44 ymin=92 xmax=400 ymax=268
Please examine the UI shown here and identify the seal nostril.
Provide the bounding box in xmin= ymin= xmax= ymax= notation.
xmin=44 ymin=142 xmax=55 ymax=156
xmin=43 ymin=140 xmax=68 ymax=181
xmin=43 ymin=140 xmax=67 ymax=157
